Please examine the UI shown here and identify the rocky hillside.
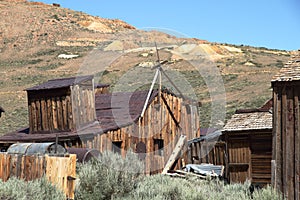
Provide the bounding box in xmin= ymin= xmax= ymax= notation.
xmin=0 ymin=0 xmax=292 ymax=134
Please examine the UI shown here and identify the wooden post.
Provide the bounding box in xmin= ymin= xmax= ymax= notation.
xmin=286 ymin=87 xmax=295 ymax=199
xmin=275 ymin=86 xmax=283 ymax=192
xmin=294 ymin=89 xmax=300 ymax=200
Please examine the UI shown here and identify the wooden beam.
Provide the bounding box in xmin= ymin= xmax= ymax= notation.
xmin=161 ymin=94 xmax=181 ymax=128
xmin=162 ymin=135 xmax=186 ymax=174
xmin=294 ymin=89 xmax=300 ymax=200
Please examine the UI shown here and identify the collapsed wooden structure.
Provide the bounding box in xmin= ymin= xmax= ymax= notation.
xmin=272 ymin=51 xmax=300 ymax=199
xmin=0 ymin=74 xmax=200 ymax=174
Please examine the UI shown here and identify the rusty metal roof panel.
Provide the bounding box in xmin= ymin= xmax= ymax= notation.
xmin=26 ymin=75 xmax=93 ymax=91
xmin=67 ymin=148 xmax=100 ymax=163
xmin=223 ymin=111 xmax=272 ymax=132
xmin=95 ymin=90 xmax=159 ymax=131
xmin=0 ymin=122 xmax=102 ymax=143
xmin=95 ymin=83 xmax=110 ymax=88
xmin=272 ymin=51 xmax=300 ymax=82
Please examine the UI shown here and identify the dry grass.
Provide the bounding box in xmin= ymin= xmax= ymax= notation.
xmin=0 ymin=0 xmax=291 ymax=135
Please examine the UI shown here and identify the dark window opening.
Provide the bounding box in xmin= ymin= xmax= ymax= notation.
xmin=112 ymin=141 xmax=122 ymax=154
xmin=136 ymin=141 xmax=146 ymax=160
xmin=154 ymin=139 xmax=164 ymax=156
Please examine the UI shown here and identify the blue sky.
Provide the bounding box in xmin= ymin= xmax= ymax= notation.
xmin=39 ymin=0 xmax=300 ymax=50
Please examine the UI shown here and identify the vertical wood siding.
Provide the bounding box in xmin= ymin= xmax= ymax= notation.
xmin=272 ymin=83 xmax=300 ymax=199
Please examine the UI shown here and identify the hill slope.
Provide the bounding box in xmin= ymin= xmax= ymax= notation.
xmin=0 ymin=0 xmax=292 ymax=134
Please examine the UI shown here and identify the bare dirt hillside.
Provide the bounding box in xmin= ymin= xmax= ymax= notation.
xmin=0 ymin=0 xmax=292 ymax=134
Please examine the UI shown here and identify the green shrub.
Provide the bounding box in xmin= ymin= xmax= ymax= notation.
xmin=120 ymin=175 xmax=283 ymax=200
xmin=252 ymin=185 xmax=283 ymax=200
xmin=0 ymin=177 xmax=65 ymax=200
xmin=75 ymin=150 xmax=144 ymax=200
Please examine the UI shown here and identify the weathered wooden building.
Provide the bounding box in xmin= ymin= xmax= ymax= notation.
xmin=187 ymin=100 xmax=273 ymax=186
xmin=272 ymin=51 xmax=300 ymax=199
xmin=0 ymin=75 xmax=200 ymax=174
xmin=222 ymin=106 xmax=273 ymax=186
xmin=187 ymin=130 xmax=226 ymax=166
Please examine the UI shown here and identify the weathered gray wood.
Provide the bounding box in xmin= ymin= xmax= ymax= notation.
xmin=286 ymin=87 xmax=295 ymax=199
xmin=36 ymin=100 xmax=41 ymax=132
xmin=162 ymin=135 xmax=186 ymax=174
xmin=282 ymin=87 xmax=289 ymax=197
xmin=41 ymin=98 xmax=48 ymax=131
xmin=294 ymin=89 xmax=300 ymax=200
xmin=275 ymin=87 xmax=283 ymax=192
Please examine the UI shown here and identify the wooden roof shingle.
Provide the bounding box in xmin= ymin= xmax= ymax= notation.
xmin=272 ymin=50 xmax=300 ymax=82
xmin=223 ymin=98 xmax=273 ymax=132
xmin=223 ymin=111 xmax=272 ymax=132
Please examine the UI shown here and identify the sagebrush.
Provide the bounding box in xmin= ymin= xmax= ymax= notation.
xmin=75 ymin=150 xmax=144 ymax=200
xmin=0 ymin=177 xmax=65 ymax=200
xmin=120 ymin=175 xmax=283 ymax=200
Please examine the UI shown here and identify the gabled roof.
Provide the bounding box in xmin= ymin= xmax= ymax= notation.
xmin=223 ymin=99 xmax=273 ymax=132
xmin=272 ymin=50 xmax=300 ymax=82
xmin=223 ymin=111 xmax=272 ymax=132
xmin=95 ymin=90 xmax=159 ymax=132
xmin=26 ymin=75 xmax=93 ymax=91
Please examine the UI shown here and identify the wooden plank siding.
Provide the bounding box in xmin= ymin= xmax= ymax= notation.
xmin=187 ymin=130 xmax=273 ymax=185
xmin=76 ymin=93 xmax=199 ymax=175
xmin=28 ymin=91 xmax=73 ymax=133
xmin=0 ymin=153 xmax=76 ymax=199
xmin=225 ymin=132 xmax=272 ymax=186
xmin=188 ymin=140 xmax=226 ymax=166
xmin=227 ymin=135 xmax=251 ymax=183
xmin=27 ymin=79 xmax=96 ymax=134
xmin=272 ymin=82 xmax=300 ymax=199
xmin=250 ymin=134 xmax=272 ymax=185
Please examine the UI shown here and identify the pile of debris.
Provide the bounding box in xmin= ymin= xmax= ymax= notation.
xmin=166 ymin=163 xmax=224 ymax=179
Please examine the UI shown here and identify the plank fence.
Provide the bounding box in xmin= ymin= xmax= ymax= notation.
xmin=0 ymin=153 xmax=76 ymax=200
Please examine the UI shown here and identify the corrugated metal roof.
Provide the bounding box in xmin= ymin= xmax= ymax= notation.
xmin=223 ymin=111 xmax=272 ymax=131
xmin=26 ymin=75 xmax=93 ymax=91
xmin=272 ymin=50 xmax=300 ymax=82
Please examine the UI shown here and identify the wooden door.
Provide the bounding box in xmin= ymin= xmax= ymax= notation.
xmin=228 ymin=136 xmax=251 ymax=183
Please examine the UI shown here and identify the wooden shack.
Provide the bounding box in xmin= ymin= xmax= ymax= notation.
xmin=0 ymin=75 xmax=200 ymax=174
xmin=26 ymin=75 xmax=97 ymax=133
xmin=222 ymin=104 xmax=273 ymax=186
xmin=272 ymin=51 xmax=300 ymax=199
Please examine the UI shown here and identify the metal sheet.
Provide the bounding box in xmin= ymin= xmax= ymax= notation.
xmin=7 ymin=143 xmax=66 ymax=155
xmin=7 ymin=143 xmax=32 ymax=154
xmin=26 ymin=143 xmax=66 ymax=155
xmin=184 ymin=164 xmax=224 ymax=177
